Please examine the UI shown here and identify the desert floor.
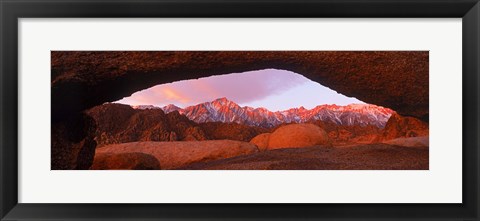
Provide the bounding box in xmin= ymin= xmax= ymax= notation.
xmin=94 ymin=141 xmax=428 ymax=170
xmin=178 ymin=144 xmax=428 ymax=170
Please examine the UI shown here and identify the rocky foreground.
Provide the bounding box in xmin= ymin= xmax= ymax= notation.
xmin=94 ymin=140 xmax=258 ymax=169
xmin=180 ymin=144 xmax=428 ymax=170
xmin=92 ymin=141 xmax=428 ymax=170
xmin=87 ymin=101 xmax=429 ymax=170
xmin=90 ymin=120 xmax=429 ymax=170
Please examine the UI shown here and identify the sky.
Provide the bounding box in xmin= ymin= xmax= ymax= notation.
xmin=114 ymin=69 xmax=364 ymax=111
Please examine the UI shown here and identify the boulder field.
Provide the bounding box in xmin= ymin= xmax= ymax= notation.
xmin=90 ymin=119 xmax=429 ymax=170
xmin=250 ymin=117 xmax=429 ymax=150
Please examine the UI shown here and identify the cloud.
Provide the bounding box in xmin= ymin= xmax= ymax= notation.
xmin=115 ymin=69 xmax=309 ymax=107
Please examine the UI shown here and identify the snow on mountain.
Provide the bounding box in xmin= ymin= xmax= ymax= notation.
xmin=162 ymin=104 xmax=182 ymax=113
xmin=132 ymin=105 xmax=161 ymax=110
xmin=157 ymin=97 xmax=394 ymax=128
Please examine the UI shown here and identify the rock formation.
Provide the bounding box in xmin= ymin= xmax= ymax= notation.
xmin=379 ymin=113 xmax=429 ymax=141
xmin=95 ymin=140 xmax=259 ymax=169
xmin=199 ymin=121 xmax=269 ymax=142
xmin=311 ymin=120 xmax=382 ymax=145
xmin=267 ymin=123 xmax=331 ymax=149
xmin=51 ymin=113 xmax=97 ymax=170
xmin=249 ymin=133 xmax=271 ymax=151
xmin=383 ymin=136 xmax=429 ymax=148
xmin=86 ymin=103 xmax=209 ymax=147
xmin=90 ymin=152 xmax=161 ymax=170
xmin=51 ymin=51 xmax=429 ymax=169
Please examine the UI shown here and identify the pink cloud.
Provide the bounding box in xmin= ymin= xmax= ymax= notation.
xmin=116 ymin=69 xmax=308 ymax=107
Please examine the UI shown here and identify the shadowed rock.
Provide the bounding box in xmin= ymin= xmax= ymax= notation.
xmin=199 ymin=121 xmax=269 ymax=142
xmin=86 ymin=103 xmax=209 ymax=147
xmin=51 ymin=113 xmax=97 ymax=170
xmin=90 ymin=152 xmax=161 ymax=170
xmin=380 ymin=113 xmax=429 ymax=141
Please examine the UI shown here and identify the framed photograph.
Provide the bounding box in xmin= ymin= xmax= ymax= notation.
xmin=1 ymin=0 xmax=479 ymax=220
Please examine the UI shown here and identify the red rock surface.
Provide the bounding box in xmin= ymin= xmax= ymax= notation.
xmin=383 ymin=136 xmax=429 ymax=148
xmin=86 ymin=103 xmax=269 ymax=146
xmin=249 ymin=122 xmax=378 ymax=150
xmin=180 ymin=144 xmax=429 ymax=170
xmin=86 ymin=103 xmax=208 ymax=147
xmin=311 ymin=120 xmax=382 ymax=145
xmin=267 ymin=124 xmax=331 ymax=150
xmin=249 ymin=133 xmax=271 ymax=151
xmin=95 ymin=140 xmax=259 ymax=169
xmin=380 ymin=113 xmax=429 ymax=141
xmin=90 ymin=152 xmax=160 ymax=170
xmin=198 ymin=121 xmax=269 ymax=142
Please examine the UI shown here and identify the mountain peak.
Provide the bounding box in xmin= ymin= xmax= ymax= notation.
xmin=165 ymin=104 xmax=180 ymax=108
xmin=214 ymin=97 xmax=230 ymax=102
xmin=212 ymin=97 xmax=234 ymax=106
xmin=162 ymin=104 xmax=182 ymax=113
xmin=132 ymin=104 xmax=160 ymax=110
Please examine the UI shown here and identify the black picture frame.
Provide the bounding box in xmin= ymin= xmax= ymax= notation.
xmin=1 ymin=0 xmax=479 ymax=220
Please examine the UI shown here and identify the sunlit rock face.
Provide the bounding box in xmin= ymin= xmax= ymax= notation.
xmin=95 ymin=140 xmax=259 ymax=169
xmin=51 ymin=51 xmax=428 ymax=169
xmin=267 ymin=123 xmax=331 ymax=150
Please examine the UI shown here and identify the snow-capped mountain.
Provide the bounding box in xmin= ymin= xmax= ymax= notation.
xmin=162 ymin=104 xmax=182 ymax=113
xmin=132 ymin=105 xmax=161 ymax=110
xmin=152 ymin=97 xmax=394 ymax=128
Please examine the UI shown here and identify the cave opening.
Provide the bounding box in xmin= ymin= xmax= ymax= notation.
xmin=110 ymin=68 xmax=395 ymax=129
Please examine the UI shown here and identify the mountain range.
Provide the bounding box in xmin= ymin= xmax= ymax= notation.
xmin=132 ymin=97 xmax=394 ymax=128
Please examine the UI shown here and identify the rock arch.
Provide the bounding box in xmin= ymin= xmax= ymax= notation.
xmin=51 ymin=51 xmax=428 ymax=169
